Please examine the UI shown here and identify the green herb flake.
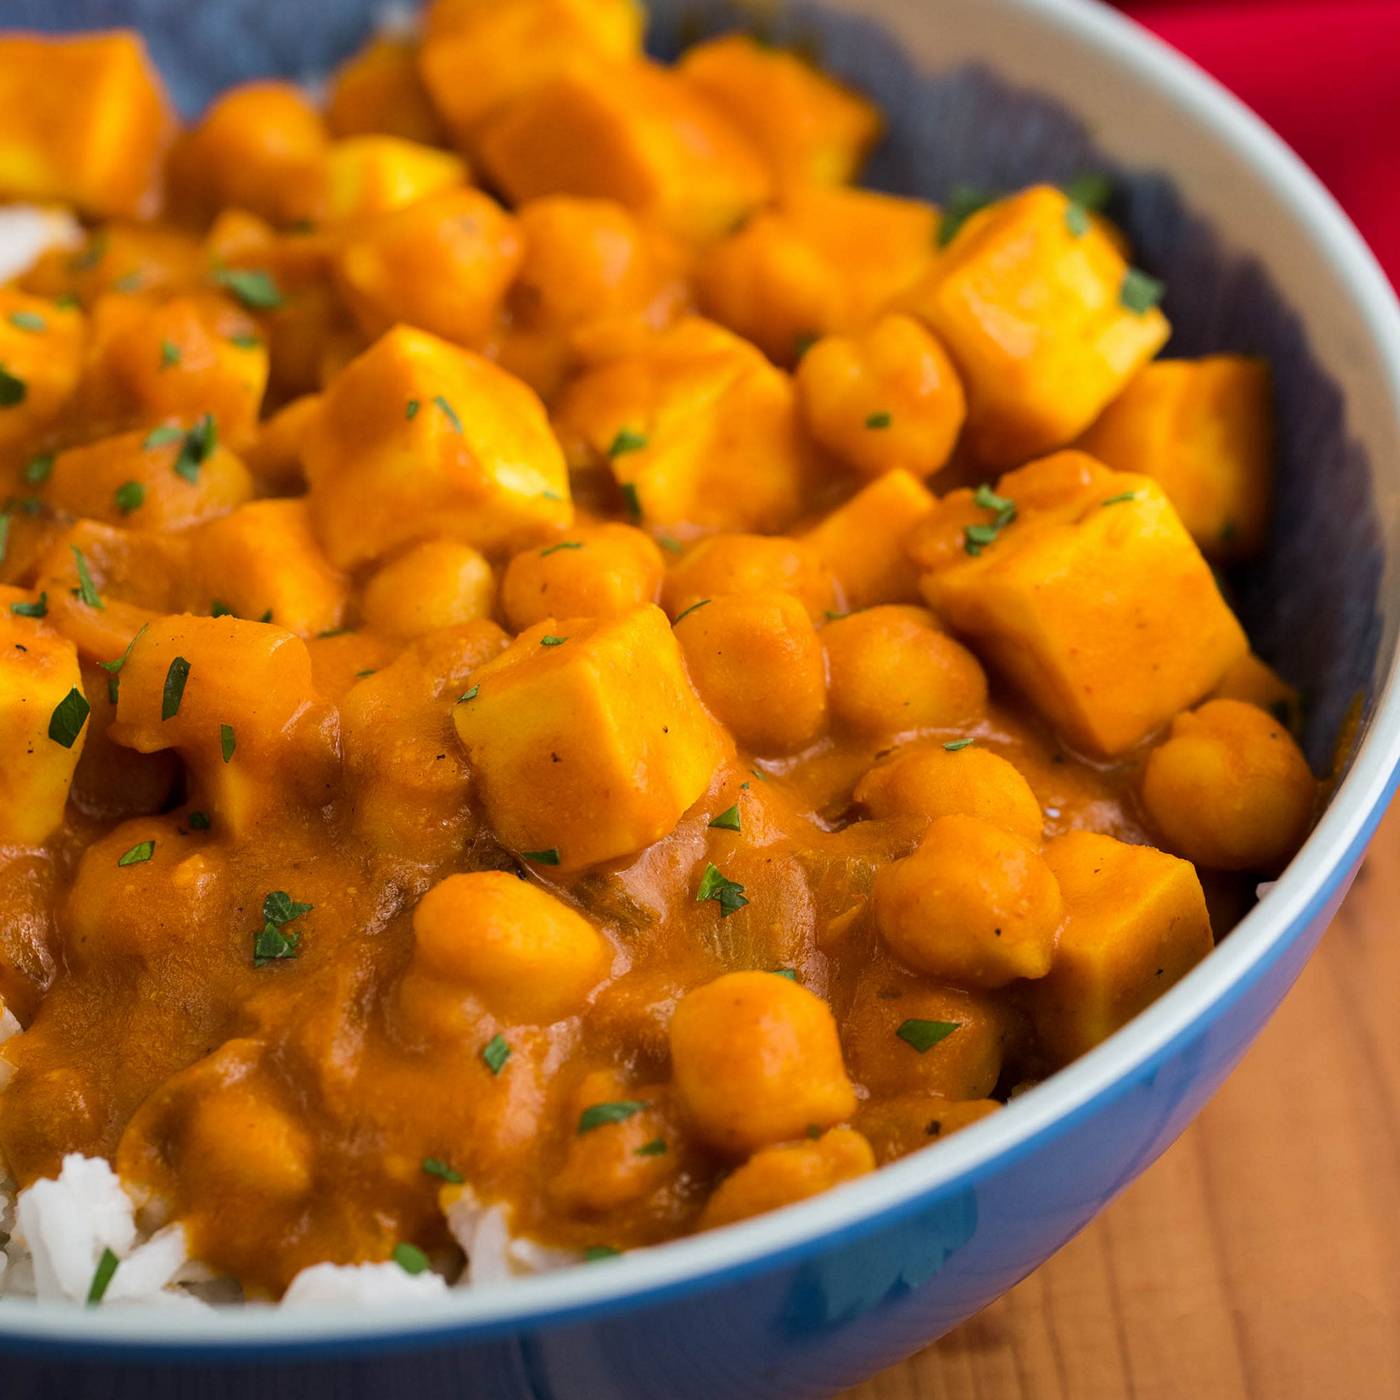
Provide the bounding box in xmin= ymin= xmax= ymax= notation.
xmin=433 ymin=394 xmax=462 ymax=433
xmin=540 ymin=540 xmax=583 ymax=557
xmin=1120 ymin=268 xmax=1165 ymax=315
xmin=47 ymin=687 xmax=90 ymax=749
xmin=143 ymin=424 xmax=184 ymax=451
xmin=695 ymin=862 xmax=749 ymax=918
xmin=609 ymin=427 xmax=647 ymax=457
xmin=160 ymin=339 xmax=181 ymax=368
xmin=220 ymin=723 xmax=236 ymax=763
xmin=457 ymin=686 xmax=479 ymax=704
xmin=0 ymin=365 xmax=28 ymax=407
xmin=1101 ymin=491 xmax=1139 ymax=507
xmin=1063 ymin=171 xmax=1113 ymax=212
xmin=188 ymin=810 xmax=212 ymax=831
xmin=865 ymin=410 xmax=892 ymax=430
xmin=771 ymin=967 xmax=797 ymax=981
xmin=635 ymin=1139 xmax=667 ymax=1158
xmin=23 ymin=453 xmax=54 ymax=485
xmin=422 ymin=1157 xmax=464 ymax=1184
xmin=8 ymin=310 xmax=45 ymax=333
xmin=173 ymin=413 xmax=218 ymax=483
xmin=943 ymin=737 xmax=975 ymax=751
xmin=708 ymin=805 xmax=741 ymax=832
xmin=54 ymin=292 xmax=80 ymax=309
xmin=584 ymin=1245 xmax=621 ymax=1262
xmin=252 ymin=922 xmax=300 ymax=967
xmin=97 ymin=622 xmax=147 ymax=704
xmin=406 ymin=398 xmax=420 ymax=420
xmin=114 ymin=480 xmax=145 ymax=515
xmin=895 ymin=1018 xmax=961 ymax=1053
xmin=112 ymin=271 xmax=143 ymax=294
xmin=578 ymin=1100 xmax=647 ymax=1135
xmin=793 ymin=332 xmax=819 ymax=361
xmin=619 ymin=481 xmax=642 ymax=522
xmin=10 ymin=591 xmax=47 ymax=618
xmin=392 ymin=1242 xmax=430 ymax=1276
xmin=964 ymin=482 xmax=1018 ymax=556
xmin=214 ymin=266 xmax=283 ymax=310
xmin=229 ymin=332 xmax=261 ymax=350
xmin=522 ymin=847 xmax=561 ymax=865
xmin=70 ymin=546 xmax=105 ymax=610
xmin=264 ymin=890 xmax=313 ymax=926
xmin=71 ymin=231 xmax=108 ymax=272
xmin=1065 ymin=201 xmax=1090 ymax=238
xmin=481 ymin=1033 xmax=511 ymax=1075
xmin=161 ymin=655 xmax=190 ymax=720
xmin=86 ymin=1247 xmax=119 ymax=1306
xmin=938 ymin=184 xmax=995 ymax=248
xmin=659 ymin=535 xmax=684 ymax=556
xmin=539 ymin=634 xmax=568 ymax=648
xmin=117 ymin=840 xmax=155 ymax=867
xmin=673 ymin=598 xmax=711 ymax=625
xmin=354 ymin=667 xmax=377 ymax=678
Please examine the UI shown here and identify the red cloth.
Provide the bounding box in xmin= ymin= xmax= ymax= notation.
xmin=1124 ymin=1 xmax=1400 ymax=283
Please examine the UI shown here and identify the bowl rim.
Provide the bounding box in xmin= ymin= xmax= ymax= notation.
xmin=4 ymin=0 xmax=1400 ymax=1357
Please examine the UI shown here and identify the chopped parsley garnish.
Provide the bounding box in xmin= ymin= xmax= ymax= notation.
xmin=793 ymin=332 xmax=819 ymax=361
xmin=47 ymin=687 xmax=90 ymax=749
xmin=539 ymin=634 xmax=568 ymax=647
xmin=229 ymin=332 xmax=261 ymax=350
xmin=481 ymin=1033 xmax=511 ymax=1075
xmin=1101 ymin=491 xmax=1139 ymax=506
xmin=406 ymin=399 xmax=420 ymax=420
xmin=252 ymin=891 xmax=311 ymax=968
xmin=264 ymin=890 xmax=313 ymax=925
xmin=457 ymin=686 xmax=479 ymax=703
xmin=210 ymin=600 xmax=235 ymax=618
xmin=771 ymin=967 xmax=798 ymax=980
xmin=8 ymin=310 xmax=45 ymax=333
xmin=114 ymin=480 xmax=145 ymax=515
xmin=1120 ymin=268 xmax=1165 ymax=314
xmin=214 ymin=266 xmax=283 ymax=310
xmin=635 ymin=1139 xmax=667 ymax=1157
xmin=117 ymin=840 xmax=155 ymax=867
xmin=522 ymin=847 xmax=560 ymax=865
xmin=23 ymin=452 xmax=53 ymax=485
xmin=0 ymin=366 xmax=27 ymax=407
xmin=143 ymin=424 xmax=185 ymax=450
xmin=540 ymin=540 xmax=583 ymax=557
xmin=708 ymin=805 xmax=741 ymax=832
xmin=659 ymin=535 xmax=684 ymax=555
xmin=578 ymin=1100 xmax=647 ymax=1135
xmin=422 ymin=1157 xmax=464 ymax=1184
xmin=673 ymin=598 xmax=710 ymax=625
xmin=392 ymin=1243 xmax=430 ymax=1276
xmin=1065 ymin=202 xmax=1089 ymax=238
xmin=70 ymin=546 xmax=105 ymax=609
xmin=620 ymin=481 xmax=642 ymax=522
xmin=71 ymin=231 xmax=108 ymax=271
xmin=865 ymin=410 xmax=892 ymax=429
xmin=937 ymin=184 xmax=995 ymax=248
xmin=432 ymin=395 xmax=462 ymax=433
xmin=10 ymin=591 xmax=47 ymax=618
xmin=0 ymin=513 xmax=12 ymax=564
xmin=86 ymin=1247 xmax=119 ymax=1305
xmin=161 ymin=656 xmax=190 ymax=720
xmin=220 ymin=723 xmax=236 ymax=763
xmin=943 ymin=737 xmax=975 ymax=751
xmin=609 ymin=427 xmax=647 ymax=457
xmin=354 ymin=667 xmax=377 ymax=678
xmin=97 ymin=622 xmax=147 ymax=703
xmin=1063 ymin=171 xmax=1113 ymax=212
xmin=964 ymin=483 xmax=1017 ymax=556
xmin=112 ymin=271 xmax=143 ymax=294
xmin=54 ymin=292 xmax=80 ymax=309
xmin=696 ymin=862 xmax=748 ymax=918
xmin=895 ymin=1018 xmax=961 ymax=1053
xmin=188 ymin=810 xmax=212 ymax=831
xmin=160 ymin=339 xmax=181 ymax=368
xmin=173 ymin=413 xmax=218 ymax=483
xmin=584 ymin=1245 xmax=621 ymax=1262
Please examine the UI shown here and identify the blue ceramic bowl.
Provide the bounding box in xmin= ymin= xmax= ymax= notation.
xmin=3 ymin=1 xmax=1400 ymax=1396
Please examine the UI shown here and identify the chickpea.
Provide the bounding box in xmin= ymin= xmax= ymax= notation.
xmin=675 ymin=590 xmax=827 ymax=755
xmin=412 ymin=872 xmax=610 ymax=1023
xmin=362 ymin=539 xmax=495 ymax=639
xmin=796 ymin=314 xmax=966 ymax=478
xmin=823 ymin=606 xmax=986 ymax=740
xmin=873 ymin=814 xmax=1062 ymax=987
xmin=1140 ymin=698 xmax=1315 ymax=872
xmin=698 ymin=1127 xmax=875 ymax=1230
xmin=662 ymin=533 xmax=841 ymax=623
xmin=854 ymin=743 xmax=1042 ymax=844
xmin=670 ymin=971 xmax=856 ymax=1156
xmin=182 ymin=1083 xmax=315 ymax=1202
xmin=500 ymin=522 xmax=664 ymax=632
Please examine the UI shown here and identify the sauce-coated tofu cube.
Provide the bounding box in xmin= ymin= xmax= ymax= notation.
xmin=0 ymin=290 xmax=85 ymax=456
xmin=1033 ymin=830 xmax=1213 ymax=1063
xmin=913 ymin=451 xmax=1247 ymax=756
xmin=303 ymin=325 xmax=571 ymax=568
xmin=452 ymin=604 xmax=727 ymax=870
xmin=904 ymin=185 xmax=1169 ymax=465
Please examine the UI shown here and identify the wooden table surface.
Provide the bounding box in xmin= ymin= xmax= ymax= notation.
xmin=846 ymin=801 xmax=1400 ymax=1400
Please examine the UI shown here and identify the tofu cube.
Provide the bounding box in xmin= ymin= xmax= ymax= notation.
xmin=319 ymin=136 xmax=467 ymax=223
xmin=0 ymin=290 xmax=85 ymax=456
xmin=678 ymin=33 xmax=882 ymax=187
xmin=0 ymin=31 xmax=173 ymax=218
xmin=303 ymin=325 xmax=571 ymax=568
xmin=476 ymin=61 xmax=771 ymax=244
xmin=327 ymin=34 xmax=447 ymax=145
xmin=905 ymin=185 xmax=1170 ymax=465
xmin=916 ymin=451 xmax=1248 ymax=756
xmin=1033 ymin=830 xmax=1213 ymax=1063
xmin=1077 ymin=355 xmax=1273 ymax=560
xmin=452 ymin=604 xmax=727 ymax=869
xmin=0 ymin=590 xmax=88 ymax=844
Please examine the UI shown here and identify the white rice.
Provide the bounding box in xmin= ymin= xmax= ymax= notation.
xmin=0 ymin=204 xmax=81 ymax=284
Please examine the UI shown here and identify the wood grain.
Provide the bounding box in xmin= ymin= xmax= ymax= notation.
xmin=846 ymin=801 xmax=1400 ymax=1400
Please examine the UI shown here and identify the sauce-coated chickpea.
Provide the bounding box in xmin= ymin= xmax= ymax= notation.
xmin=1140 ymin=698 xmax=1315 ymax=872
xmin=873 ymin=814 xmax=1062 ymax=987
xmin=670 ymin=970 xmax=856 ymax=1156
xmin=500 ymin=523 xmax=664 ymax=632
xmin=362 ymin=539 xmax=496 ymax=639
xmin=662 ymin=533 xmax=841 ymax=622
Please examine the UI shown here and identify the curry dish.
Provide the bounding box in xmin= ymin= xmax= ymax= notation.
xmin=0 ymin=4 xmax=1320 ymax=1302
